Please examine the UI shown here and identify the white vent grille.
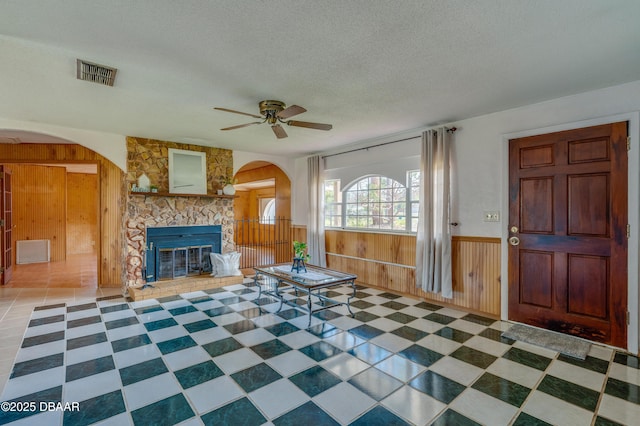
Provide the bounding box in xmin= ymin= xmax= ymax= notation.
xmin=76 ymin=59 xmax=117 ymax=86
xmin=16 ymin=240 xmax=50 ymax=264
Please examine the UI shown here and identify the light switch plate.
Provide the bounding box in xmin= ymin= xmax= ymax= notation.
xmin=483 ymin=211 xmax=500 ymax=222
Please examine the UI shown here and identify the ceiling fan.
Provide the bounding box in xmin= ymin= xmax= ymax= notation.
xmin=214 ymin=100 xmax=332 ymax=139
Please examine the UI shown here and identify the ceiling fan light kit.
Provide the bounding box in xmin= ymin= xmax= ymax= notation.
xmin=215 ymin=100 xmax=332 ymax=139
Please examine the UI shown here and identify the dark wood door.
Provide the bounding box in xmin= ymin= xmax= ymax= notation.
xmin=508 ymin=122 xmax=628 ymax=348
xmin=1 ymin=166 xmax=12 ymax=285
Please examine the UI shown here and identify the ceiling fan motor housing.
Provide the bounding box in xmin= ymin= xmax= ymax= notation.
xmin=259 ymin=100 xmax=286 ymax=124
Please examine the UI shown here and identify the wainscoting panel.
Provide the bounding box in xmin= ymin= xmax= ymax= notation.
xmin=322 ymin=230 xmax=501 ymax=316
xmin=325 ymin=231 xmax=415 ymax=265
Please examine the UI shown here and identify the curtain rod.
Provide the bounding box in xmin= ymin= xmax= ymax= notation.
xmin=321 ymin=127 xmax=457 ymax=159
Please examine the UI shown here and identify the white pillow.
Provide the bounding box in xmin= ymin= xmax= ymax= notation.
xmin=210 ymin=252 xmax=242 ymax=277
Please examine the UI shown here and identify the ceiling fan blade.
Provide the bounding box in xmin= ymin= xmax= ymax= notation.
xmin=276 ymin=105 xmax=306 ymax=119
xmin=271 ymin=124 xmax=288 ymax=139
xmin=286 ymin=120 xmax=333 ymax=131
xmin=221 ymin=121 xmax=262 ymax=131
xmin=214 ymin=107 xmax=262 ymax=119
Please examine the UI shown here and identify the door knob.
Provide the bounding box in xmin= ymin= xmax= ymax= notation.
xmin=509 ymin=236 xmax=520 ymax=246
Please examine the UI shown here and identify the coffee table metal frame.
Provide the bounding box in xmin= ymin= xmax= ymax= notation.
xmin=253 ymin=263 xmax=357 ymax=327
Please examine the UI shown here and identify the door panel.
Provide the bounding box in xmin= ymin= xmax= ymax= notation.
xmin=519 ymin=250 xmax=553 ymax=308
xmin=508 ymin=122 xmax=628 ymax=348
xmin=520 ymin=177 xmax=554 ymax=233
xmin=567 ymin=254 xmax=608 ymax=318
xmin=567 ymin=174 xmax=609 ymax=236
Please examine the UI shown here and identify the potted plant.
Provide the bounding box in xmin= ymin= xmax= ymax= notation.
xmin=292 ymin=241 xmax=309 ymax=273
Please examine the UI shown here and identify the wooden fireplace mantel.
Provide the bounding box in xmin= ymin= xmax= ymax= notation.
xmin=129 ymin=191 xmax=236 ymax=199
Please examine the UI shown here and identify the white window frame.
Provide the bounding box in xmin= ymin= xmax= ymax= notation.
xmin=324 ymin=172 xmax=420 ymax=233
xmin=323 ymin=179 xmax=342 ymax=228
xmin=259 ymin=197 xmax=276 ymax=224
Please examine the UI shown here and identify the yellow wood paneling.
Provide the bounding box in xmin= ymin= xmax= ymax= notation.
xmin=324 ymin=229 xmax=501 ymax=316
xmin=0 ymin=144 xmax=125 ymax=287
xmin=11 ymin=165 xmax=67 ymax=262
xmin=291 ymin=226 xmax=306 ymax=245
xmin=67 ymin=173 xmax=98 ymax=254
xmin=325 ymin=231 xmax=415 ymax=265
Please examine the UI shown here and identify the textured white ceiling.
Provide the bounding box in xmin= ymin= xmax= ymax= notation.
xmin=0 ymin=0 xmax=639 ymax=157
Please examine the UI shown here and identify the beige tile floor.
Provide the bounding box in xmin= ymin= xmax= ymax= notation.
xmin=0 ymin=254 xmax=120 ymax=395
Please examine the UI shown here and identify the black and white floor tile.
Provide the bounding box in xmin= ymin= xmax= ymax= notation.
xmin=1 ymin=281 xmax=639 ymax=425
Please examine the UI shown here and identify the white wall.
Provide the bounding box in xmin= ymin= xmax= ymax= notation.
xmin=233 ymin=150 xmax=295 ymax=181
xmin=293 ymin=79 xmax=640 ymax=352
xmin=292 ymin=129 xmax=423 ymax=225
xmin=0 ymin=120 xmax=299 ymax=178
xmin=0 ymin=117 xmax=127 ymax=171
xmin=294 ymin=80 xmax=640 ymax=234
xmin=454 ymin=80 xmax=640 ymax=237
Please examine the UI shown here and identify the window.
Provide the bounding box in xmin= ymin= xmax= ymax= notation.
xmin=345 ymin=176 xmax=406 ymax=230
xmin=260 ymin=198 xmax=276 ymax=223
xmin=324 ymin=172 xmax=420 ymax=232
xmin=324 ymin=180 xmax=342 ymax=228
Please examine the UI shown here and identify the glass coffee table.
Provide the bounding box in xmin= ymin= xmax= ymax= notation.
xmin=253 ymin=263 xmax=357 ymax=327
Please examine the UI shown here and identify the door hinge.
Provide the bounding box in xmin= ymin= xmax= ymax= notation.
xmin=627 ymin=311 xmax=631 ymax=325
xmin=627 ymin=136 xmax=631 ymax=151
xmin=0 ymin=219 xmax=3 ymax=227
xmin=627 ymin=224 xmax=631 ymax=239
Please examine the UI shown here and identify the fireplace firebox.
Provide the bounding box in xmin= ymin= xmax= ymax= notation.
xmin=145 ymin=225 xmax=222 ymax=282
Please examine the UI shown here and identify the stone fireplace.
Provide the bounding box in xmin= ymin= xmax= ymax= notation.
xmin=124 ymin=136 xmax=236 ymax=288
xmin=126 ymin=195 xmax=234 ymax=286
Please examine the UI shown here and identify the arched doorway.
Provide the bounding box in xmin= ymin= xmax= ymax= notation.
xmin=0 ymin=130 xmax=126 ymax=289
xmin=232 ymin=161 xmax=291 ymax=272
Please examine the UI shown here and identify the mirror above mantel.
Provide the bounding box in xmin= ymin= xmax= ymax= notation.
xmin=168 ymin=148 xmax=207 ymax=195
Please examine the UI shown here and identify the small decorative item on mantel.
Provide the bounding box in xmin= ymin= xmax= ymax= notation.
xmin=150 ymin=185 xmax=158 ymax=193
xmin=219 ymin=174 xmax=238 ymax=196
xmin=137 ymin=173 xmax=151 ymax=192
xmin=291 ymin=240 xmax=310 ymax=273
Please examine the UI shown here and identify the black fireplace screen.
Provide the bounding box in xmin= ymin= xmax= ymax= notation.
xmin=145 ymin=225 xmax=221 ymax=282
xmin=157 ymin=246 xmax=212 ymax=280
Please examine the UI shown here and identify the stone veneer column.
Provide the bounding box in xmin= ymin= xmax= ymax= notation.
xmin=126 ymin=195 xmax=235 ymax=287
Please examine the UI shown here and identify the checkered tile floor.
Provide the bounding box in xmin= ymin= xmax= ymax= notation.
xmin=1 ymin=280 xmax=639 ymax=425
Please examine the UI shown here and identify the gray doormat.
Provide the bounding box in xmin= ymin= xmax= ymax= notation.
xmin=502 ymin=324 xmax=591 ymax=360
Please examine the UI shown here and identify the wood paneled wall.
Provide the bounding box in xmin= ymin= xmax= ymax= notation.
xmin=11 ymin=165 xmax=67 ymax=261
xmin=0 ymin=144 xmax=126 ymax=287
xmin=67 ymin=173 xmax=98 ymax=254
xmin=321 ymin=229 xmax=501 ymax=316
xmin=292 ymin=225 xmax=306 ymax=245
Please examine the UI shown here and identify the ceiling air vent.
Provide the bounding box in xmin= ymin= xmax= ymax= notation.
xmin=76 ymin=59 xmax=117 ymax=86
